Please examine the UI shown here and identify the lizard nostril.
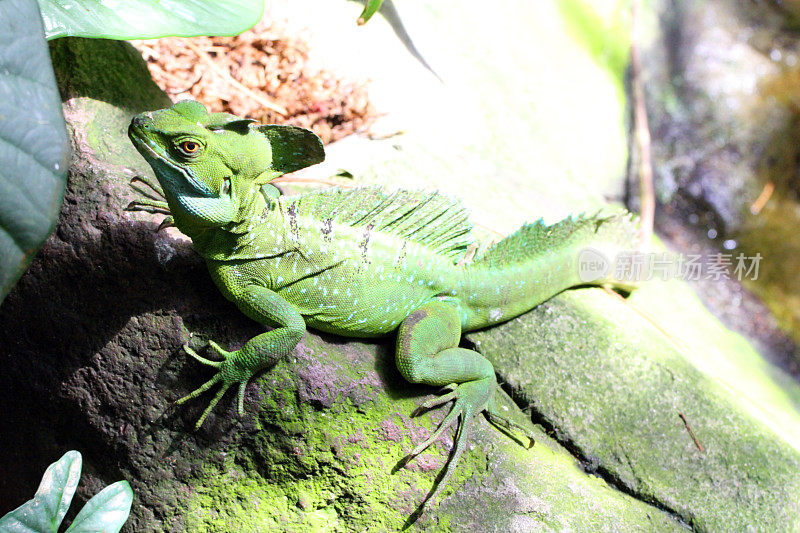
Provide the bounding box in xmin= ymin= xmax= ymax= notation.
xmin=132 ymin=115 xmax=151 ymax=129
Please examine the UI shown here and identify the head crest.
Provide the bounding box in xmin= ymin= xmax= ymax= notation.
xmin=258 ymin=125 xmax=325 ymax=176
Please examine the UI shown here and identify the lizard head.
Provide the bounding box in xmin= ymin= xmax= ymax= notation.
xmin=128 ymin=100 xmax=324 ymax=228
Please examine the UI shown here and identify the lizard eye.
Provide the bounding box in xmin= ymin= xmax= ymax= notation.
xmin=177 ymin=140 xmax=202 ymax=156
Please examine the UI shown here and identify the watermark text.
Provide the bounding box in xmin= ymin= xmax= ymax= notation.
xmin=578 ymin=249 xmax=762 ymax=283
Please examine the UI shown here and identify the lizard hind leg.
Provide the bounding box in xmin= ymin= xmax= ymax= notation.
xmin=395 ymin=300 xmax=498 ymax=512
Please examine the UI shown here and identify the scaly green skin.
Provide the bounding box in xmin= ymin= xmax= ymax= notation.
xmin=127 ymin=100 xmax=640 ymax=512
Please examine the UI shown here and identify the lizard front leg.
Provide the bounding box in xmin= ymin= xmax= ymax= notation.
xmin=178 ymin=284 xmax=306 ymax=429
xmin=396 ymin=300 xmax=533 ymax=510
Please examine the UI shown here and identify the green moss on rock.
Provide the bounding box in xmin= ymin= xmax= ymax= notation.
xmin=468 ymin=285 xmax=800 ymax=529
xmin=184 ymin=334 xmax=684 ymax=532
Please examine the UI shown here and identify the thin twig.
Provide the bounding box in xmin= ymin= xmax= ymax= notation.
xmin=750 ymin=182 xmax=774 ymax=215
xmin=456 ymin=244 xmax=479 ymax=267
xmin=269 ymin=176 xmax=356 ymax=188
xmin=182 ymin=39 xmax=288 ymax=116
xmin=602 ymin=286 xmax=687 ymax=349
xmin=168 ymin=72 xmax=203 ymax=95
xmin=367 ymin=129 xmax=405 ymax=140
xmin=679 ymin=412 xmax=704 ymax=452
xmin=471 ymin=222 xmax=506 ymax=239
xmin=147 ymin=62 xmax=203 ymax=95
xmin=631 ymin=0 xmax=655 ymax=250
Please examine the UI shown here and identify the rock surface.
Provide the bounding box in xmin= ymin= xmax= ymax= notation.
xmin=640 ymin=0 xmax=800 ymax=351
xmin=1 ymin=1 xmax=800 ymax=531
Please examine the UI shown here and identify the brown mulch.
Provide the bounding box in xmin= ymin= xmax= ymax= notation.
xmin=131 ymin=23 xmax=377 ymax=144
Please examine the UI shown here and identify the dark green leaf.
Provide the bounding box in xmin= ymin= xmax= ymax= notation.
xmin=335 ymin=169 xmax=355 ymax=179
xmin=38 ymin=0 xmax=264 ymax=40
xmin=64 ymin=481 xmax=133 ymax=533
xmin=0 ymin=0 xmax=70 ymax=304
xmin=0 ymin=451 xmax=82 ymax=532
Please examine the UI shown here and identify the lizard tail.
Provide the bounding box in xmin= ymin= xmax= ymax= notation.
xmin=459 ymin=210 xmax=641 ymax=331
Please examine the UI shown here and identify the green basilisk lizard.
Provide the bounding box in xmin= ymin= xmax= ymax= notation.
xmin=127 ymin=100 xmax=639 ymax=509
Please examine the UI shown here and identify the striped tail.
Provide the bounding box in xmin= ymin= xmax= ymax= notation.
xmin=460 ymin=210 xmax=641 ymax=331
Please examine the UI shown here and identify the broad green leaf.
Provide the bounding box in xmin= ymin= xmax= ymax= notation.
xmin=37 ymin=0 xmax=264 ymax=40
xmin=0 ymin=0 xmax=70 ymax=304
xmin=64 ymin=481 xmax=133 ymax=533
xmin=0 ymin=451 xmax=82 ymax=532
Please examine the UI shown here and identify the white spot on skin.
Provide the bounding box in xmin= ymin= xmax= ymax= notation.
xmin=489 ymin=308 xmax=503 ymax=322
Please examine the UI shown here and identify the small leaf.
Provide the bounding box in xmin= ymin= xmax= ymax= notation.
xmin=0 ymin=0 xmax=70 ymax=303
xmin=0 ymin=451 xmax=82 ymax=533
xmin=334 ymin=169 xmax=355 ymax=179
xmin=64 ymin=481 xmax=133 ymax=533
xmin=37 ymin=0 xmax=264 ymax=40
xmin=357 ymin=0 xmax=385 ymax=25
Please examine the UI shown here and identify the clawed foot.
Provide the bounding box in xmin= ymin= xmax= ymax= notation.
xmin=485 ymin=401 xmax=536 ymax=449
xmin=125 ymin=173 xmax=174 ymax=230
xmin=177 ymin=341 xmax=251 ymax=430
xmin=398 ymin=379 xmax=491 ymax=514
xmin=128 ymin=172 xmax=165 ymax=200
xmin=399 ymin=380 xmax=536 ymax=517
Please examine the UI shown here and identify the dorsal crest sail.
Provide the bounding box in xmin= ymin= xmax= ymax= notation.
xmin=282 ymin=186 xmax=474 ymax=261
xmin=474 ymin=211 xmax=640 ymax=267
